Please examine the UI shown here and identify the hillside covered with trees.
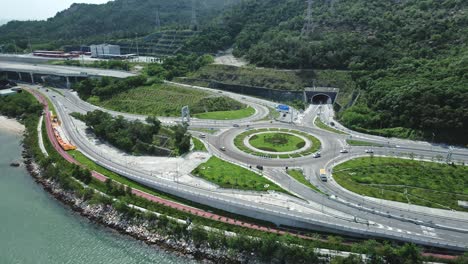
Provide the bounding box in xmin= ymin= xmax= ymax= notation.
xmin=0 ymin=0 xmax=224 ymax=50
xmin=186 ymin=0 xmax=468 ymax=144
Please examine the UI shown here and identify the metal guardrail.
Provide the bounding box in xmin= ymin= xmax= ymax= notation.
xmin=50 ymin=89 xmax=468 ymax=251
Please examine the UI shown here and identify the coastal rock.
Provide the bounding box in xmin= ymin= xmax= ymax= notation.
xmin=10 ymin=162 xmax=20 ymax=167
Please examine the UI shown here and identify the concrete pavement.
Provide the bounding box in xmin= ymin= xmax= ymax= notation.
xmin=24 ymin=81 xmax=468 ymax=251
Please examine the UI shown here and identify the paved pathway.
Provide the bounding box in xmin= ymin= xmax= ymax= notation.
xmin=27 ymin=88 xmax=325 ymax=242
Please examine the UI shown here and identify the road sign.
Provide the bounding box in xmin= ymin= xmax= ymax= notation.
xmin=277 ymin=104 xmax=290 ymax=112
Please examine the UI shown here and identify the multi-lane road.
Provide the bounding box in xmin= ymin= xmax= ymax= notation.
xmin=23 ymin=77 xmax=468 ymax=252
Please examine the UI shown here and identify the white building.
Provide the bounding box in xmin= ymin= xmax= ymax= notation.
xmin=90 ymin=44 xmax=121 ymax=58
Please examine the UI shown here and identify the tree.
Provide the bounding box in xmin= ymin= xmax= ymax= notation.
xmin=397 ymin=243 xmax=422 ymax=264
xmin=191 ymin=224 xmax=208 ymax=247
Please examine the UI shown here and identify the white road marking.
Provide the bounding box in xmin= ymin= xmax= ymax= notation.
xmin=421 ymin=226 xmax=438 ymax=237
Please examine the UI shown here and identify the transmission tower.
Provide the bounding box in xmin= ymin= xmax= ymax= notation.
xmin=155 ymin=8 xmax=161 ymax=31
xmin=301 ymin=0 xmax=315 ymax=36
xmin=190 ymin=0 xmax=199 ymax=31
xmin=328 ymin=0 xmax=337 ymax=14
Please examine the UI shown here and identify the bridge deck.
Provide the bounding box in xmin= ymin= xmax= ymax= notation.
xmin=0 ymin=62 xmax=135 ymax=79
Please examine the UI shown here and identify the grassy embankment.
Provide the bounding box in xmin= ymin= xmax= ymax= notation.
xmin=249 ymin=133 xmax=306 ymax=152
xmin=234 ymin=128 xmax=321 ymax=159
xmin=346 ymin=139 xmax=384 ymax=147
xmin=89 ymin=84 xmax=254 ymax=119
xmin=192 ymin=137 xmax=207 ymax=152
xmin=192 ymin=157 xmax=287 ymax=194
xmin=193 ymin=106 xmax=255 ymax=120
xmin=287 ymin=170 xmax=323 ymax=194
xmin=177 ymin=65 xmax=357 ymax=108
xmin=314 ymin=118 xmax=348 ymax=135
xmin=333 ymin=157 xmax=468 ymax=211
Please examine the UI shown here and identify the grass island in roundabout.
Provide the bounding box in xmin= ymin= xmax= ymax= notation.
xmin=234 ymin=128 xmax=321 ymax=159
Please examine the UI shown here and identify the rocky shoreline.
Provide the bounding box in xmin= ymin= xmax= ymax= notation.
xmin=22 ymin=147 xmax=251 ymax=264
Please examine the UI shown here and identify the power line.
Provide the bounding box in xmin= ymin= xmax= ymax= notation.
xmin=155 ymin=7 xmax=161 ymax=31
xmin=301 ymin=0 xmax=315 ymax=37
xmin=191 ymin=0 xmax=198 ymax=31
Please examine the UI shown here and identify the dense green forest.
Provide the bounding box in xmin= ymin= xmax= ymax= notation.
xmin=0 ymin=91 xmax=43 ymax=118
xmin=0 ymin=0 xmax=225 ymax=50
xmin=186 ymin=0 xmax=468 ymax=144
xmin=72 ymin=110 xmax=191 ymax=155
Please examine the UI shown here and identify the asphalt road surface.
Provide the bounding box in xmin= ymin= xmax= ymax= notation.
xmin=23 ymin=79 xmax=468 ymax=251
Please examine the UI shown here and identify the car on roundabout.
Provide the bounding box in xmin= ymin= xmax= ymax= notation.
xmin=220 ymin=146 xmax=226 ymax=151
xmin=312 ymin=152 xmax=321 ymax=158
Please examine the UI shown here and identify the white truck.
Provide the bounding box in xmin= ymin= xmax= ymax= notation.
xmin=319 ymin=169 xmax=327 ymax=182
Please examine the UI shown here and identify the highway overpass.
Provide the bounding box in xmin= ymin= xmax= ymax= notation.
xmin=0 ymin=61 xmax=134 ymax=88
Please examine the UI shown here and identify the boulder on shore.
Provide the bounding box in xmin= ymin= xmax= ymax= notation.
xmin=10 ymin=162 xmax=20 ymax=167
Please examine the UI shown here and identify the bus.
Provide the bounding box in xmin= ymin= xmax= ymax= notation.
xmin=319 ymin=169 xmax=327 ymax=182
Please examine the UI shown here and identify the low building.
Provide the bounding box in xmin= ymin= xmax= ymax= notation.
xmin=90 ymin=44 xmax=121 ymax=58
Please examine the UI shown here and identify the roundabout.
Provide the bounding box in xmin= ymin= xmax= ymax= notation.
xmin=233 ymin=128 xmax=321 ymax=159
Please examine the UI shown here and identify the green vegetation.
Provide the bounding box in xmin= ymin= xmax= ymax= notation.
xmin=287 ymin=169 xmax=322 ymax=194
xmin=192 ymin=137 xmax=207 ymax=152
xmin=178 ymin=65 xmax=357 ymax=109
xmin=192 ymin=157 xmax=287 ymax=193
xmin=0 ymin=0 xmax=224 ymax=48
xmin=234 ymin=128 xmax=321 ymax=159
xmin=249 ymin=132 xmax=306 ymax=152
xmin=50 ymin=60 xmax=133 ymax=71
xmin=73 ymin=69 xmax=251 ymax=118
xmin=333 ymin=157 xmax=468 ymax=211
xmin=71 ymin=110 xmax=191 ymax=155
xmin=186 ymin=0 xmax=468 ymax=144
xmin=194 ymin=106 xmax=255 ymax=120
xmin=314 ymin=118 xmax=348 ymax=135
xmin=346 ymin=139 xmax=383 ymax=147
xmin=88 ymin=84 xmax=248 ymax=118
xmin=0 ymin=92 xmax=42 ymax=118
xmin=22 ymin=89 xmax=440 ymax=263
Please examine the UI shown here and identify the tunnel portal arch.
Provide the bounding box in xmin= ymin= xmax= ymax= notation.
xmin=311 ymin=94 xmax=332 ymax=104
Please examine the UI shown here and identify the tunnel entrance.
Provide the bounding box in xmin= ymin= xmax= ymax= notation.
xmin=311 ymin=94 xmax=332 ymax=104
xmin=304 ymin=87 xmax=339 ymax=105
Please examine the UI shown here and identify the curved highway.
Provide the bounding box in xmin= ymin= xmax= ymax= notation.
xmin=25 ymin=81 xmax=468 ymax=251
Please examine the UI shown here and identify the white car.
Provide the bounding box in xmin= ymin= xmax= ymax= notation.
xmin=313 ymin=152 xmax=321 ymax=158
xmin=340 ymin=149 xmax=349 ymax=153
xmin=200 ymin=134 xmax=206 ymax=138
xmin=220 ymin=147 xmax=226 ymax=151
xmin=365 ymin=149 xmax=374 ymax=154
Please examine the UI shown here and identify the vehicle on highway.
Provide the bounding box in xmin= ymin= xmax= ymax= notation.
xmin=340 ymin=149 xmax=349 ymax=153
xmin=319 ymin=168 xmax=327 ymax=182
xmin=365 ymin=149 xmax=374 ymax=154
xmin=233 ymin=124 xmax=240 ymax=128
xmin=313 ymin=152 xmax=321 ymax=158
xmin=220 ymin=146 xmax=226 ymax=151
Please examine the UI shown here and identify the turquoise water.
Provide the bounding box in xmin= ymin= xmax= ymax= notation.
xmin=0 ymin=130 xmax=194 ymax=264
